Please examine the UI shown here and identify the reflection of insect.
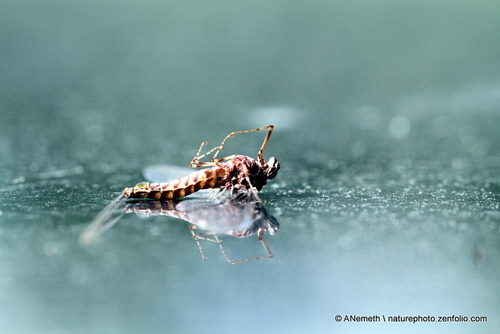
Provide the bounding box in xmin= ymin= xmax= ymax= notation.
xmin=123 ymin=125 xmax=280 ymax=201
xmin=124 ymin=198 xmax=280 ymax=264
xmin=80 ymin=125 xmax=281 ymax=263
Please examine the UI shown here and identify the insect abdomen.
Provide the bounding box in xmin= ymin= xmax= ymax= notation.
xmin=123 ymin=167 xmax=224 ymax=200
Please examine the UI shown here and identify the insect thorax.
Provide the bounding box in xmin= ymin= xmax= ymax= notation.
xmin=221 ymin=155 xmax=270 ymax=191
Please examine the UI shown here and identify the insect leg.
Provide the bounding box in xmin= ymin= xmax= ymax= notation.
xmin=189 ymin=225 xmax=210 ymax=260
xmin=217 ymin=236 xmax=275 ymax=264
xmin=244 ymin=174 xmax=262 ymax=202
xmin=256 ymin=125 xmax=274 ymax=165
xmin=190 ymin=125 xmax=275 ymax=166
xmin=190 ymin=226 xmax=274 ymax=264
xmin=190 ymin=154 xmax=237 ymax=168
xmin=189 ymin=142 xmax=218 ymax=167
xmin=189 ymin=226 xmax=226 ymax=260
xmin=210 ymin=125 xmax=274 ymax=164
xmin=189 ymin=139 xmax=238 ymax=167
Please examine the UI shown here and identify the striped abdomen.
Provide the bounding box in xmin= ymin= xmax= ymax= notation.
xmin=122 ymin=167 xmax=226 ymax=200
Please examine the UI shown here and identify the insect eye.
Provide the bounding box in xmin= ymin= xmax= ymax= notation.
xmin=266 ymin=157 xmax=280 ymax=179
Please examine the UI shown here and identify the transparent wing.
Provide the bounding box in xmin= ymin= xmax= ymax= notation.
xmin=125 ymin=195 xmax=279 ymax=239
xmin=143 ymin=164 xmax=192 ymax=183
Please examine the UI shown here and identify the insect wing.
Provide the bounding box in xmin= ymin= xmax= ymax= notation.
xmin=175 ymin=199 xmax=257 ymax=236
xmin=143 ymin=164 xmax=192 ymax=183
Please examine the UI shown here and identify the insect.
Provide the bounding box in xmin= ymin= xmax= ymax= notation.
xmin=80 ymin=125 xmax=281 ymax=263
xmin=122 ymin=125 xmax=280 ymax=201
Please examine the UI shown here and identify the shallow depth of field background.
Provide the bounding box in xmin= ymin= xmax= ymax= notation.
xmin=1 ymin=1 xmax=499 ymax=333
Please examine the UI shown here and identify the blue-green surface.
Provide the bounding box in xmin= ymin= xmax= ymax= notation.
xmin=1 ymin=1 xmax=500 ymax=333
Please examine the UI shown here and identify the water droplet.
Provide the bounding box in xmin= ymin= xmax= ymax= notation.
xmin=389 ymin=115 xmax=410 ymax=139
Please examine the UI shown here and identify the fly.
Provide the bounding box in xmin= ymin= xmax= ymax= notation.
xmin=122 ymin=125 xmax=280 ymax=201
xmin=80 ymin=125 xmax=281 ymax=263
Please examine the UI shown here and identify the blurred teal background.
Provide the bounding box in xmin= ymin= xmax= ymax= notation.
xmin=1 ymin=1 xmax=500 ymax=333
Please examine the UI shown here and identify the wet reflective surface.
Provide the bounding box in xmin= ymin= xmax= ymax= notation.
xmin=1 ymin=1 xmax=500 ymax=333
